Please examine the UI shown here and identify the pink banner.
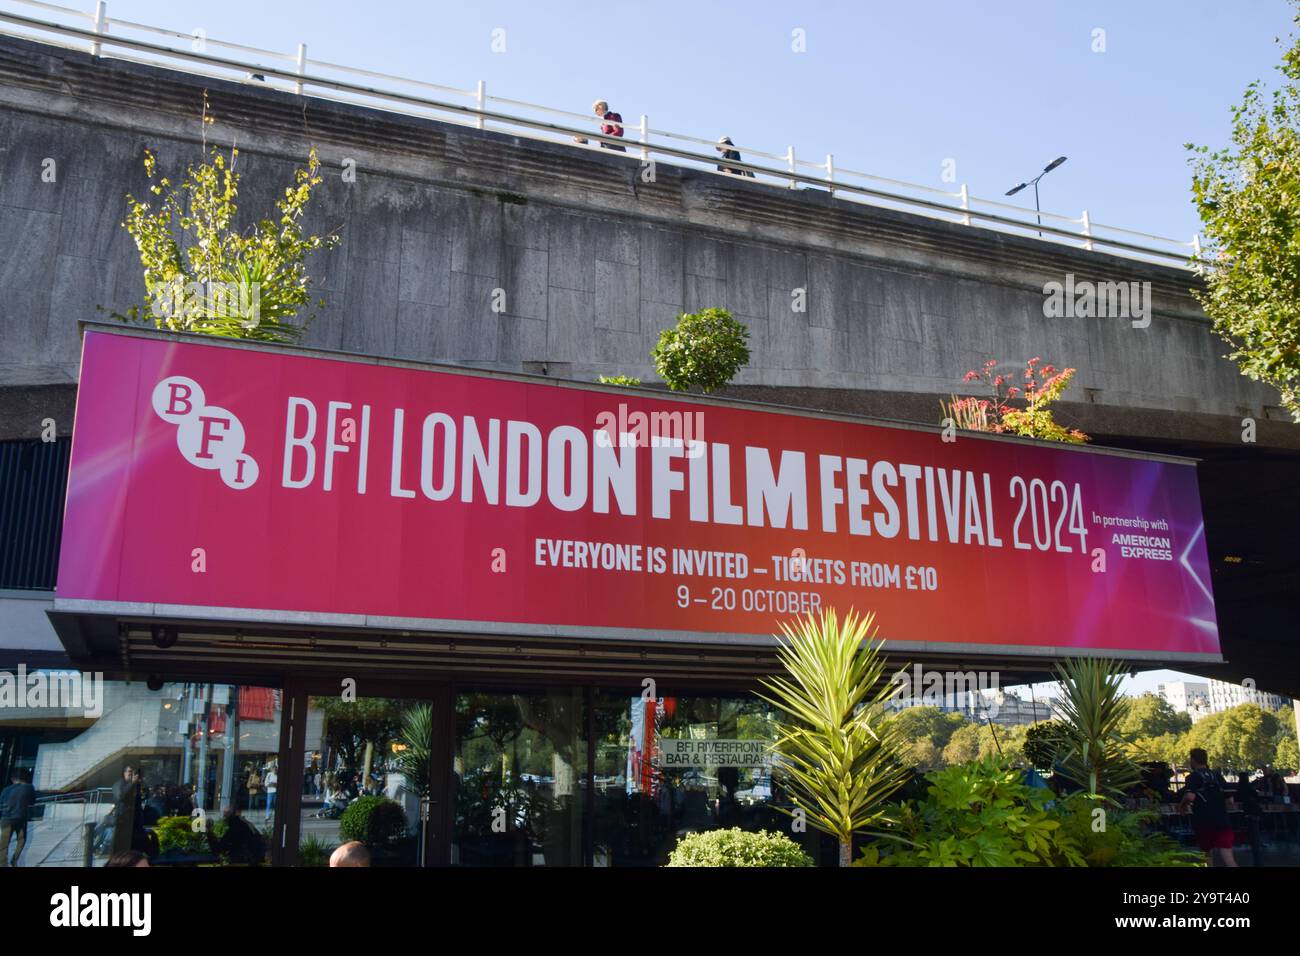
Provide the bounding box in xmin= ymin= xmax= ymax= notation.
xmin=57 ymin=330 xmax=1221 ymax=658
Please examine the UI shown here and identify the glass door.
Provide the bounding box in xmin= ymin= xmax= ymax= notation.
xmin=292 ymin=687 xmax=449 ymax=866
xmin=451 ymin=687 xmax=587 ymax=866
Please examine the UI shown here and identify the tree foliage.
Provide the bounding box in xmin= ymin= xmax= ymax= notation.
xmin=314 ymin=697 xmax=406 ymax=773
xmin=1023 ymin=721 xmax=1066 ymax=770
xmin=891 ymin=706 xmax=967 ymax=769
xmin=1189 ymin=9 xmax=1300 ymax=419
xmin=652 ymin=307 xmax=751 ymax=393
xmin=1120 ymin=693 xmax=1193 ymax=742
xmin=1187 ymin=704 xmax=1281 ymax=772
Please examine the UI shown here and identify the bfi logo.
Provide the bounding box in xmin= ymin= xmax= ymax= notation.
xmin=151 ymin=376 xmax=259 ymax=489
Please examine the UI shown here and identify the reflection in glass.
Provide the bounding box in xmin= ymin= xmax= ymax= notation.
xmin=453 ymin=689 xmax=585 ymax=866
xmin=592 ymin=693 xmax=787 ymax=866
xmin=297 ymin=696 xmax=431 ymax=866
xmin=0 ymin=679 xmax=280 ymax=866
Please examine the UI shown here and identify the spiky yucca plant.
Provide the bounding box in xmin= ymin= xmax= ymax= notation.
xmin=394 ymin=703 xmax=433 ymax=799
xmin=1052 ymin=657 xmax=1143 ymax=800
xmin=757 ymin=609 xmax=910 ymax=866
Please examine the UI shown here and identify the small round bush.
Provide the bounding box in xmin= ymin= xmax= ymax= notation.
xmin=652 ymin=308 xmax=750 ymax=393
xmin=153 ymin=815 xmax=207 ymax=855
xmin=338 ymin=796 xmax=408 ymax=847
xmin=665 ymin=828 xmax=814 ymax=867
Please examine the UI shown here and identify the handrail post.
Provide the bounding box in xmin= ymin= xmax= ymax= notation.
xmin=959 ymin=183 xmax=970 ymax=226
xmin=90 ymin=0 xmax=107 ymax=57
xmin=639 ymin=114 xmax=648 ymax=161
xmin=294 ymin=43 xmax=307 ymax=94
xmin=786 ymin=145 xmax=796 ymax=188
xmin=1080 ymin=209 xmax=1093 ymax=251
xmin=476 ymin=80 xmax=486 ymax=130
xmin=825 ymin=153 xmax=834 ymax=196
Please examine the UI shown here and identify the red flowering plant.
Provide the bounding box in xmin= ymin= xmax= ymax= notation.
xmin=940 ymin=358 xmax=1088 ymax=444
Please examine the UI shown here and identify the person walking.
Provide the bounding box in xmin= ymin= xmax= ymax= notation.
xmin=592 ymin=100 xmax=625 ymax=151
xmin=1179 ymin=748 xmax=1237 ymax=867
xmin=715 ymin=136 xmax=754 ymax=177
xmin=0 ymin=769 xmax=37 ymax=867
xmin=263 ymin=763 xmax=278 ymax=821
xmin=247 ymin=768 xmax=262 ymax=811
xmin=1235 ymin=772 xmax=1263 ymax=866
xmin=111 ymin=764 xmax=140 ymax=856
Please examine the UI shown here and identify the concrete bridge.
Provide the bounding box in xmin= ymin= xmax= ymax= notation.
xmin=0 ymin=34 xmax=1297 ymax=694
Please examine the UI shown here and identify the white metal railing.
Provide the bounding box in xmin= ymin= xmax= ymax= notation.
xmin=0 ymin=0 xmax=1207 ymax=270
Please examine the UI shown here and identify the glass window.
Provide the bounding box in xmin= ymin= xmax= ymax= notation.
xmin=0 ymin=675 xmax=280 ymax=867
xmin=452 ymin=688 xmax=585 ymax=866
xmin=297 ymin=695 xmax=431 ymax=866
xmin=591 ymin=692 xmax=788 ymax=866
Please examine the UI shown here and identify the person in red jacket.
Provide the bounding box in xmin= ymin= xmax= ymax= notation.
xmin=592 ymin=99 xmax=626 ymax=151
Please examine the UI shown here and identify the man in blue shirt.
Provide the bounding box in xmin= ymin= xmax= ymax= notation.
xmin=0 ymin=769 xmax=37 ymax=867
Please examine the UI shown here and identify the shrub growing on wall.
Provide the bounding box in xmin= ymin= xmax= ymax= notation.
xmin=941 ymin=358 xmax=1088 ymax=443
xmin=115 ymin=96 xmax=340 ymax=343
xmin=652 ymin=308 xmax=751 ymax=393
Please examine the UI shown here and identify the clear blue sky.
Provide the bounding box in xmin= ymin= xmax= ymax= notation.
xmin=68 ymin=0 xmax=1297 ymax=242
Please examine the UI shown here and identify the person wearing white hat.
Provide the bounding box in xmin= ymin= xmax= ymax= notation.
xmin=715 ymin=136 xmax=754 ymax=177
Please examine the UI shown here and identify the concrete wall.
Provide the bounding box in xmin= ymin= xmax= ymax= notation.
xmin=0 ymin=35 xmax=1295 ymax=449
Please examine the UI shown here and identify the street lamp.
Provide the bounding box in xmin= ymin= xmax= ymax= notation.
xmin=1006 ymin=156 xmax=1067 ymax=237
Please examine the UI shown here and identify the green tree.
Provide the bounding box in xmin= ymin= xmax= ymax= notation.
xmin=891 ymin=705 xmax=967 ymax=769
xmin=1274 ymin=705 xmax=1299 ymax=771
xmin=1133 ymin=731 xmax=1190 ymax=766
xmin=756 ymin=609 xmax=911 ymax=867
xmin=1189 ymin=704 xmax=1280 ymax=772
xmin=1188 ymin=8 xmax=1300 ymax=419
xmin=116 ymin=100 xmax=339 ymax=342
xmin=315 ymin=697 xmax=406 ymax=773
xmin=652 ymin=307 xmax=751 ymax=393
xmin=1120 ymin=693 xmax=1192 ymax=743
xmin=1276 ymin=728 xmax=1300 ymax=772
xmin=1023 ymin=720 xmax=1066 ymax=770
xmin=997 ymin=723 xmax=1030 ymax=763
xmin=942 ymin=722 xmax=984 ymax=765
